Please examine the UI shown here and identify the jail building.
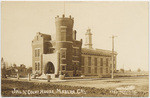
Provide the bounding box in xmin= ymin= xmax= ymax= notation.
xmin=32 ymin=14 xmax=117 ymax=78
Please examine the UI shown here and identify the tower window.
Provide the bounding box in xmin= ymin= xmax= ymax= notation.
xmin=82 ymin=56 xmax=84 ymax=66
xmin=60 ymin=48 xmax=66 ymax=59
xmin=60 ymin=26 xmax=67 ymax=41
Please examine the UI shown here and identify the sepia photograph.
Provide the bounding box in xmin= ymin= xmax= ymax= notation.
xmin=1 ymin=1 xmax=149 ymax=97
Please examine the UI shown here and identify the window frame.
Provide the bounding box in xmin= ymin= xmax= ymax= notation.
xmin=88 ymin=67 xmax=91 ymax=73
xmin=61 ymin=64 xmax=66 ymax=71
xmin=60 ymin=48 xmax=67 ymax=59
xmin=88 ymin=57 xmax=91 ymax=66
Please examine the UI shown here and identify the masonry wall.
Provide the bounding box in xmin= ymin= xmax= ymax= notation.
xmin=32 ymin=34 xmax=44 ymax=75
xmin=81 ymin=54 xmax=113 ymax=77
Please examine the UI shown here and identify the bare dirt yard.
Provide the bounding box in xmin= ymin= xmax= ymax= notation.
xmin=1 ymin=76 xmax=149 ymax=97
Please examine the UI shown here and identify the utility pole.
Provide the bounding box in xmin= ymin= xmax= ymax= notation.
xmin=64 ymin=1 xmax=66 ymax=15
xmin=110 ymin=35 xmax=117 ymax=79
xmin=123 ymin=64 xmax=124 ymax=73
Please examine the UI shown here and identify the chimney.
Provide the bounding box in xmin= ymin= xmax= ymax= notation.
xmin=73 ymin=30 xmax=77 ymax=40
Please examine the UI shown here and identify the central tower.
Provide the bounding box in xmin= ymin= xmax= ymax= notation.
xmin=55 ymin=14 xmax=74 ymax=76
xmin=85 ymin=28 xmax=93 ymax=49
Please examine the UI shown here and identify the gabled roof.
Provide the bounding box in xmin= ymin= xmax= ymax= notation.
xmin=38 ymin=32 xmax=51 ymax=40
xmin=82 ymin=48 xmax=117 ymax=56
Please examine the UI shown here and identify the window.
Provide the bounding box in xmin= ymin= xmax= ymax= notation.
xmin=35 ymin=63 xmax=37 ymax=70
xmin=76 ymin=49 xmax=79 ymax=56
xmin=38 ymin=62 xmax=40 ymax=70
xmin=113 ymin=57 xmax=115 ymax=61
xmin=73 ymin=49 xmax=75 ymax=55
xmin=60 ymin=26 xmax=67 ymax=41
xmin=88 ymin=57 xmax=91 ymax=66
xmin=38 ymin=49 xmax=40 ymax=57
xmin=100 ymin=58 xmax=103 ymax=66
xmin=60 ymin=48 xmax=66 ymax=59
xmin=106 ymin=58 xmax=108 ymax=66
xmin=82 ymin=56 xmax=84 ymax=66
xmin=62 ymin=65 xmax=66 ymax=71
xmin=74 ymin=49 xmax=76 ymax=56
xmin=73 ymin=48 xmax=79 ymax=56
xmin=88 ymin=67 xmax=91 ymax=73
xmin=100 ymin=68 xmax=103 ymax=74
xmin=81 ymin=67 xmax=84 ymax=73
xmin=35 ymin=50 xmax=37 ymax=57
xmin=94 ymin=67 xmax=97 ymax=73
xmin=35 ymin=49 xmax=40 ymax=57
xmin=106 ymin=68 xmax=108 ymax=73
xmin=94 ymin=58 xmax=97 ymax=66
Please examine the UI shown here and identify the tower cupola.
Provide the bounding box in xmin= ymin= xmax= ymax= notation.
xmin=85 ymin=28 xmax=93 ymax=49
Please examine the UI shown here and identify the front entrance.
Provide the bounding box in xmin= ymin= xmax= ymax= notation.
xmin=44 ymin=62 xmax=55 ymax=74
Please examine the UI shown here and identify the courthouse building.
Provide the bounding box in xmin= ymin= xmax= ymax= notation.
xmin=32 ymin=14 xmax=117 ymax=78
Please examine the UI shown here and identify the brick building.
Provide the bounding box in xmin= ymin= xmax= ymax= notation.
xmin=32 ymin=14 xmax=117 ymax=78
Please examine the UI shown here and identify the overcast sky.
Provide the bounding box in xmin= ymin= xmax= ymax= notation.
xmin=1 ymin=1 xmax=148 ymax=71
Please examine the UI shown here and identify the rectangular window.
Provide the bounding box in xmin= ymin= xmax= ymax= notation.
xmin=88 ymin=57 xmax=91 ymax=66
xmin=73 ymin=49 xmax=75 ymax=55
xmin=94 ymin=58 xmax=97 ymax=66
xmin=106 ymin=58 xmax=108 ymax=66
xmin=106 ymin=68 xmax=108 ymax=73
xmin=100 ymin=68 xmax=103 ymax=74
xmin=81 ymin=67 xmax=84 ymax=73
xmin=35 ymin=49 xmax=40 ymax=57
xmin=82 ymin=56 xmax=84 ymax=66
xmin=74 ymin=49 xmax=76 ymax=56
xmin=94 ymin=67 xmax=97 ymax=73
xmin=76 ymin=49 xmax=79 ymax=56
xmin=60 ymin=26 xmax=67 ymax=41
xmin=100 ymin=58 xmax=103 ymax=66
xmin=35 ymin=63 xmax=37 ymax=70
xmin=88 ymin=67 xmax=91 ymax=73
xmin=38 ymin=62 xmax=40 ymax=70
xmin=62 ymin=65 xmax=66 ymax=71
xmin=38 ymin=49 xmax=40 ymax=57
xmin=35 ymin=50 xmax=37 ymax=57
xmin=113 ymin=57 xmax=115 ymax=61
xmin=60 ymin=48 xmax=66 ymax=59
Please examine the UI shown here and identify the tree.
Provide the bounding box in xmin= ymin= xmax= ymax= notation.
xmin=120 ymin=69 xmax=124 ymax=73
xmin=13 ymin=63 xmax=17 ymax=68
xmin=128 ymin=69 xmax=132 ymax=72
xmin=137 ymin=68 xmax=141 ymax=72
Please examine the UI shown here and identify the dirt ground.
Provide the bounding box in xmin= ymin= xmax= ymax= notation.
xmin=55 ymin=76 xmax=149 ymax=90
xmin=1 ymin=76 xmax=149 ymax=97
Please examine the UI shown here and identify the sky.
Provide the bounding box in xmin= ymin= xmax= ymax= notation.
xmin=1 ymin=1 xmax=149 ymax=71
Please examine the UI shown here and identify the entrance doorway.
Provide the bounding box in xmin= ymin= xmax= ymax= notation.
xmin=44 ymin=62 xmax=55 ymax=74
